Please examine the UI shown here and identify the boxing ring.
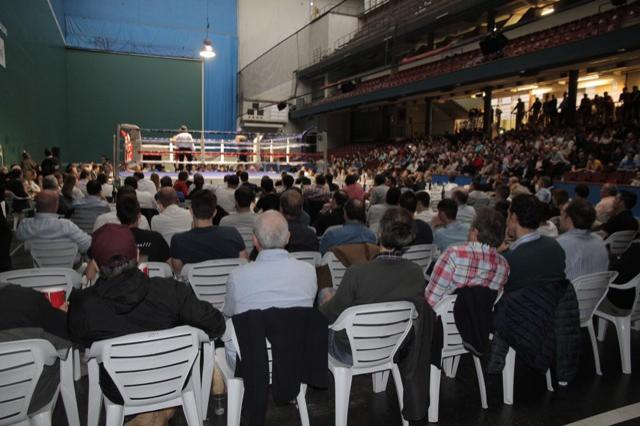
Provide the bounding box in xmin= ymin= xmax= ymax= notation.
xmin=113 ymin=124 xmax=325 ymax=179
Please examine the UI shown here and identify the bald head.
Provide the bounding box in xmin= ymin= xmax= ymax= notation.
xmin=157 ymin=187 xmax=178 ymax=208
xmin=254 ymin=210 xmax=290 ymax=250
xmin=35 ymin=190 xmax=59 ymax=213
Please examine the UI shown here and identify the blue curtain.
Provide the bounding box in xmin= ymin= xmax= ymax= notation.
xmin=62 ymin=0 xmax=238 ymax=131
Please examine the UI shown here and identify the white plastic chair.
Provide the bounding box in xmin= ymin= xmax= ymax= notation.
xmin=604 ymin=230 xmax=637 ymax=256
xmin=328 ymin=301 xmax=415 ymax=426
xmin=321 ymin=252 xmax=348 ymax=289
xmin=215 ymin=319 xmax=309 ymax=426
xmin=145 ymin=262 xmax=173 ymax=278
xmin=184 ymin=258 xmax=247 ymax=310
xmin=571 ymin=271 xmax=618 ymax=375
xmin=502 ymin=347 xmax=554 ymax=405
xmin=234 ymin=226 xmax=254 ymax=254
xmin=289 ymin=251 xmax=322 ymax=267
xmin=86 ymin=326 xmax=213 ymax=426
xmin=28 ymin=239 xmax=79 ymax=269
xmin=595 ymin=271 xmax=640 ymax=374
xmin=70 ymin=206 xmax=108 ymax=235
xmin=428 ymin=295 xmax=487 ymax=423
xmin=402 ymin=244 xmax=437 ymax=270
xmin=0 ymin=268 xmax=81 ymax=298
xmin=0 ymin=339 xmax=79 ymax=426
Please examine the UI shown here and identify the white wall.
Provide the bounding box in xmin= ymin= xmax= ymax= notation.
xmin=238 ymin=0 xmax=310 ymax=70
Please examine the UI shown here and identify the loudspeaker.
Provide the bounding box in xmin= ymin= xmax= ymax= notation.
xmin=340 ymin=81 xmax=356 ymax=93
xmin=479 ymin=32 xmax=508 ymax=56
xmin=277 ymin=101 xmax=288 ymax=111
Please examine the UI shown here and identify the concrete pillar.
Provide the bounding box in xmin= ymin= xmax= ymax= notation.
xmin=483 ymin=88 xmax=493 ymax=137
xmin=425 ymin=98 xmax=433 ymax=136
xmin=567 ymin=70 xmax=579 ymax=126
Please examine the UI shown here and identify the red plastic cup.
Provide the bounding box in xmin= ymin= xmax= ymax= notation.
xmin=42 ymin=287 xmax=66 ymax=309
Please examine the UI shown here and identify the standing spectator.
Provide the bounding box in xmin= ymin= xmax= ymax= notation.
xmin=557 ymin=199 xmax=608 ymax=281
xmin=503 ymin=194 xmax=566 ymax=292
xmin=425 ymin=208 xmax=509 ymax=307
xmin=512 ymin=98 xmax=525 ymax=130
xmin=169 ymin=189 xmax=247 ymax=273
xmin=41 ymin=148 xmax=61 ymax=177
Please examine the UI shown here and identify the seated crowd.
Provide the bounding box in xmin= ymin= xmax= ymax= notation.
xmin=1 ymin=138 xmax=639 ymax=425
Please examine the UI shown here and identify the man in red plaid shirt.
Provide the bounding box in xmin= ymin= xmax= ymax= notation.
xmin=425 ymin=208 xmax=510 ymax=307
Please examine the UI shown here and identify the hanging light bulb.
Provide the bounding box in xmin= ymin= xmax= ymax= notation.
xmin=200 ymin=38 xmax=216 ymax=58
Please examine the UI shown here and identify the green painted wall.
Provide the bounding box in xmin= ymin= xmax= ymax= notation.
xmin=0 ymin=0 xmax=67 ymax=165
xmin=65 ymin=49 xmax=202 ymax=163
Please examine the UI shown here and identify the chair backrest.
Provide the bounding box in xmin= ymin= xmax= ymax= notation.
xmin=145 ymin=262 xmax=173 ymax=278
xmin=331 ymin=301 xmax=415 ymax=368
xmin=235 ymin=226 xmax=254 ymax=253
xmin=321 ymin=252 xmax=348 ymax=289
xmin=289 ymin=251 xmax=322 ymax=267
xmin=623 ymin=272 xmax=640 ymax=324
xmin=224 ymin=319 xmax=275 ymax=383
xmin=70 ymin=206 xmax=107 ymax=235
xmin=91 ymin=326 xmax=204 ymax=407
xmin=29 ymin=239 xmax=79 ymax=269
xmin=432 ymin=295 xmax=465 ymax=357
xmin=572 ymin=271 xmax=618 ymax=325
xmin=186 ymin=258 xmax=247 ymax=309
xmin=0 ymin=268 xmax=80 ymax=299
xmin=0 ymin=339 xmax=58 ymax=426
xmin=605 ymin=230 xmax=637 ymax=255
xmin=402 ymin=244 xmax=437 ymax=269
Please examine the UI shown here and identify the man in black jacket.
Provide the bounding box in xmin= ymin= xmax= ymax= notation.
xmin=68 ymin=223 xmax=225 ymax=422
xmin=69 ymin=223 xmax=225 ymax=347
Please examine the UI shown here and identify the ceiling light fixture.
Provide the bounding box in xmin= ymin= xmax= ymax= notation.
xmin=199 ymin=1 xmax=216 ymax=59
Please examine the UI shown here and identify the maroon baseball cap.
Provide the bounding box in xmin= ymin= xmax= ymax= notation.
xmin=91 ymin=224 xmax=137 ymax=268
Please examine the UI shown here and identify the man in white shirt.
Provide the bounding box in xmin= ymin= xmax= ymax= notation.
xmin=16 ymin=190 xmax=91 ymax=253
xmin=174 ymin=125 xmax=194 ymax=172
xmin=595 ymin=183 xmax=617 ymax=223
xmin=133 ymin=171 xmax=158 ymax=195
xmin=223 ymin=210 xmax=317 ymax=367
xmin=93 ymin=186 xmax=151 ymax=231
xmin=216 ymin=174 xmax=239 ymax=213
xmin=452 ymin=189 xmax=476 ymax=225
xmin=415 ymin=191 xmax=434 ymax=224
xmin=151 ymin=187 xmax=192 ymax=244
xmin=123 ymin=176 xmax=156 ymax=210
xmin=219 ymin=187 xmax=257 ymax=229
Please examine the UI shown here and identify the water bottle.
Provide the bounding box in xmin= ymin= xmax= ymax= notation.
xmin=214 ymin=394 xmax=225 ymax=415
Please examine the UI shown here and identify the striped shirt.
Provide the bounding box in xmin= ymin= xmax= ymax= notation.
xmin=425 ymin=242 xmax=510 ymax=307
